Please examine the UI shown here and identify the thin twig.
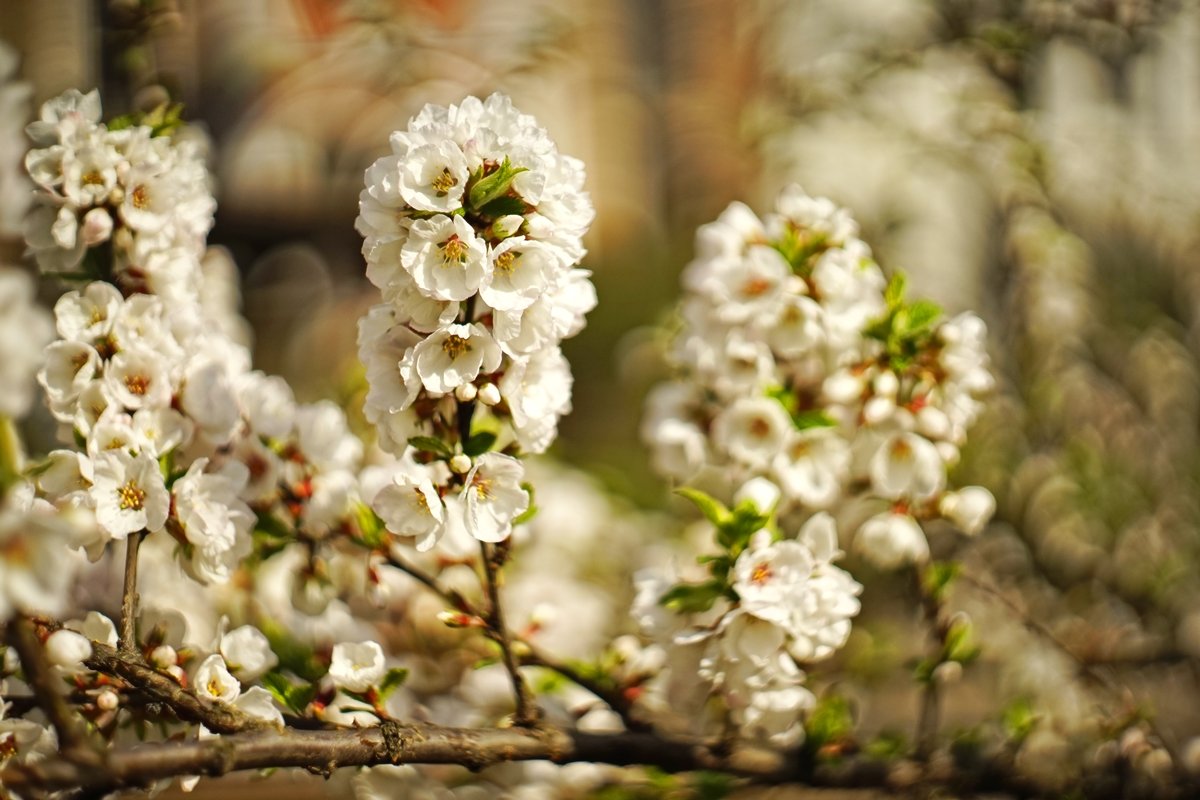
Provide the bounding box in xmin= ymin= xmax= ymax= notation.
xmin=479 ymin=540 xmax=537 ymax=725
xmin=119 ymin=530 xmax=146 ymax=657
xmin=914 ymin=563 xmax=947 ymax=759
xmin=6 ymin=617 xmax=104 ymax=765
xmin=386 ymin=550 xmax=644 ymax=728
xmin=84 ymin=641 xmax=268 ymax=735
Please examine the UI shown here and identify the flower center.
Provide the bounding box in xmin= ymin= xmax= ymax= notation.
xmin=413 ymin=486 xmax=430 ymax=511
xmin=125 ymin=374 xmax=149 ymax=396
xmin=131 ymin=184 xmax=150 ymax=210
xmin=442 ymin=235 xmax=467 ymax=264
xmin=431 ymin=167 xmax=457 ymax=195
xmin=118 ymin=481 xmax=146 ymax=511
xmin=751 ymin=562 xmax=773 ymax=585
xmin=82 ymin=169 xmax=105 ymax=187
xmin=441 ymin=334 xmax=471 ymax=361
xmin=471 ymin=475 xmax=492 ymax=499
xmin=207 ymin=677 xmax=222 ymax=697
xmin=749 ymin=417 xmax=771 ymax=438
xmin=742 ymin=277 xmax=772 ymax=297
xmin=494 ymin=250 xmax=517 ymax=273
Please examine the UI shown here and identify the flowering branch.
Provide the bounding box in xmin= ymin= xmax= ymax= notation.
xmin=385 ymin=550 xmax=644 ymax=727
xmin=480 ymin=541 xmax=538 ymax=725
xmin=118 ymin=530 xmax=146 ymax=656
xmin=6 ymin=617 xmax=104 ymax=764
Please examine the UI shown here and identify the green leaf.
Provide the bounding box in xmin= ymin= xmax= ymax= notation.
xmin=717 ymin=504 xmax=769 ymax=552
xmin=895 ymin=299 xmax=942 ymax=339
xmin=805 ymin=693 xmax=855 ymax=751
xmin=943 ymin=617 xmax=979 ymax=664
xmin=259 ymin=620 xmax=326 ymax=683
xmin=352 ymin=502 xmax=388 ymax=549
xmin=675 ymin=487 xmax=729 ymax=528
xmin=1002 ymin=697 xmax=1040 ymax=743
xmin=377 ymin=667 xmax=409 ymax=701
xmin=261 ymin=671 xmax=317 ymax=716
xmin=407 ymin=436 xmax=453 ymax=458
xmin=658 ymin=580 xmax=725 ymax=614
xmin=513 ymin=482 xmax=538 ymax=525
xmin=463 ymin=431 xmax=497 ymax=457
xmin=921 ymin=560 xmax=960 ymax=602
xmin=793 ymin=409 xmax=837 ymax=430
xmin=478 ymin=195 xmax=530 ymax=220
xmin=863 ymin=730 xmax=907 ymax=759
xmin=467 ymin=157 xmax=528 ymax=211
xmin=884 ymin=271 xmax=907 ymax=308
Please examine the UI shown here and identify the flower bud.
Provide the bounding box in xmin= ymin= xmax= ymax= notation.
xmin=477 ymin=383 xmax=501 ymax=406
xmin=939 ymin=486 xmax=995 ymax=535
xmin=150 ymin=644 xmax=178 ymax=669
xmin=734 ymin=476 xmax=781 ymax=513
xmin=862 ymin=396 xmax=895 ymax=425
xmin=80 ymin=207 xmax=113 ymax=245
xmin=454 ymin=383 xmax=478 ymax=402
xmin=449 ymin=454 xmax=472 ymax=474
xmin=873 ymin=369 xmax=899 ymax=398
xmin=97 ymin=689 xmax=120 ymax=711
xmin=44 ymin=629 xmax=92 ymax=672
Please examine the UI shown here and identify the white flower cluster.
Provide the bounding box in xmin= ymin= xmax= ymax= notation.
xmin=634 ymin=484 xmax=862 ymax=747
xmin=357 ymin=94 xmax=595 ymax=550
xmin=643 ymin=186 xmax=996 ymax=569
xmin=0 ymin=267 xmax=53 ymax=418
xmin=355 ymin=93 xmax=595 ymax=457
xmin=26 ymin=90 xmax=366 ymax=588
xmin=23 ymin=89 xmax=215 ymax=318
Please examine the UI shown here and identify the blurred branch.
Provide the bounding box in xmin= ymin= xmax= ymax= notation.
xmin=385 ymin=551 xmax=645 ymax=728
xmin=6 ymin=617 xmax=105 ymax=765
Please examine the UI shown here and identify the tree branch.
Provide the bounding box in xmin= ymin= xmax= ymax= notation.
xmin=83 ymin=641 xmax=269 ymax=735
xmin=479 ymin=540 xmax=537 ymax=726
xmin=119 ymin=530 xmax=146 ymax=656
xmin=914 ymin=563 xmax=947 ymax=759
xmin=0 ymin=716 xmax=1062 ymax=797
xmin=386 ymin=550 xmax=644 ymax=729
xmin=5 ymin=617 xmax=104 ymax=765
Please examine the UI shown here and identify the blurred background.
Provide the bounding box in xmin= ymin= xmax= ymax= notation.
xmin=6 ymin=0 xmax=1200 ymax=792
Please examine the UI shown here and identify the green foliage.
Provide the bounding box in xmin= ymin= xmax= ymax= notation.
xmin=864 ymin=730 xmax=908 ymax=759
xmin=259 ymin=619 xmax=327 ymax=683
xmin=513 ymin=481 xmax=538 ymax=525
xmin=468 ymin=157 xmax=528 ymax=211
xmin=407 ymin=436 xmax=453 ymax=459
xmin=864 ymin=270 xmax=943 ymax=368
xmin=107 ymin=102 xmax=185 ymax=137
xmin=1002 ymin=697 xmax=1040 ymax=743
xmin=261 ymin=671 xmax=318 ymax=716
xmin=774 ymin=225 xmax=829 ymax=272
xmin=351 ymin=502 xmax=389 ymax=550
xmin=377 ymin=667 xmax=410 ymax=702
xmin=675 ymin=487 xmax=729 ymax=528
xmin=463 ymin=431 xmax=497 ymax=457
xmin=658 ymin=580 xmax=726 ymax=614
xmin=805 ymin=693 xmax=855 ymax=753
xmin=765 ymin=385 xmax=837 ymax=431
xmin=921 ymin=560 xmax=960 ymax=603
xmin=252 ymin=511 xmax=294 ymax=559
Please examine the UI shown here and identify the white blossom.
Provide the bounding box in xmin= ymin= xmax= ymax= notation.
xmin=329 ymin=641 xmax=386 ymax=694
xmin=463 ymin=453 xmax=528 ymax=543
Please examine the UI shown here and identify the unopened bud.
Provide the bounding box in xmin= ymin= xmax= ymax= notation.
xmin=81 ymin=208 xmax=114 ymax=246
xmin=862 ymin=396 xmax=895 ymax=425
xmin=449 ymin=454 xmax=472 ymax=474
xmin=933 ymin=660 xmax=962 ymax=684
xmin=45 ymin=630 xmax=92 ymax=672
xmin=455 ymin=383 xmax=478 ymax=402
xmin=477 ymin=383 xmax=501 ymax=406
xmin=97 ymin=689 xmax=120 ymax=711
xmin=438 ymin=611 xmax=483 ymax=628
xmin=150 ymin=644 xmax=178 ymax=669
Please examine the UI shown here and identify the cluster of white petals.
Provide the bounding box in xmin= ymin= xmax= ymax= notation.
xmin=25 ymin=91 xmax=366 ymax=588
xmin=643 ymin=186 xmax=996 ymax=569
xmin=358 ymin=94 xmax=595 ymax=550
xmin=23 ymin=90 xmax=215 ymax=319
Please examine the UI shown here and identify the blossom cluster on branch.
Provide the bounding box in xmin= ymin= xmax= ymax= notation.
xmin=636 ymin=187 xmax=997 ymax=747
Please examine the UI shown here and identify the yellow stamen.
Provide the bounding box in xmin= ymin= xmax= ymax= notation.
xmin=117 ymin=481 xmax=146 ymax=511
